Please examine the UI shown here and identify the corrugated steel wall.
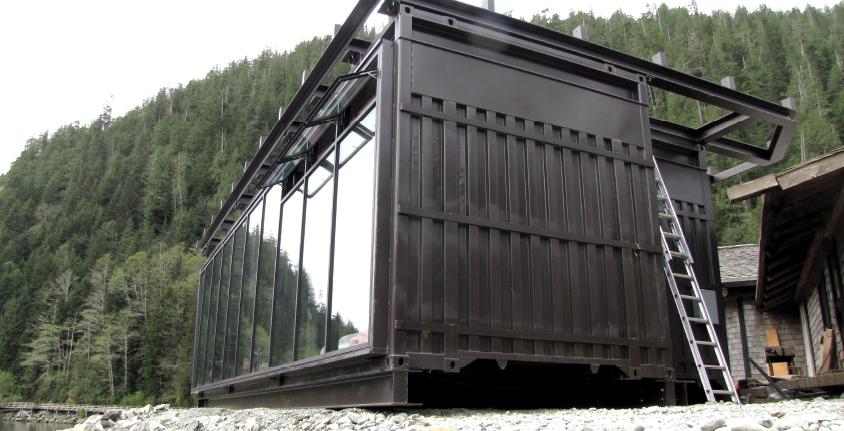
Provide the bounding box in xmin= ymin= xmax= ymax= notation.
xmin=390 ymin=35 xmax=672 ymax=375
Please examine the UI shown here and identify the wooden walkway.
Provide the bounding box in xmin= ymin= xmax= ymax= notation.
xmin=0 ymin=402 xmax=123 ymax=415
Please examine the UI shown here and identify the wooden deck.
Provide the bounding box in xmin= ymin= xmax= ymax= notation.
xmin=777 ymin=372 xmax=844 ymax=391
xmin=0 ymin=402 xmax=123 ymax=415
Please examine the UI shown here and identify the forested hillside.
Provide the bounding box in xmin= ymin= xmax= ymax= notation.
xmin=0 ymin=4 xmax=841 ymax=406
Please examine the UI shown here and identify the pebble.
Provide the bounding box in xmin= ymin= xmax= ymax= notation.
xmin=56 ymin=398 xmax=844 ymax=431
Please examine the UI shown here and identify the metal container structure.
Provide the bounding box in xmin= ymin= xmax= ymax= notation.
xmin=191 ymin=0 xmax=795 ymax=408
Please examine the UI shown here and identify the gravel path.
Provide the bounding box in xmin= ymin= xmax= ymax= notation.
xmin=67 ymin=398 xmax=844 ymax=431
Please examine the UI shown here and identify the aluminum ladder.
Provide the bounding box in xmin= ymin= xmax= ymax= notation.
xmin=653 ymin=158 xmax=740 ymax=403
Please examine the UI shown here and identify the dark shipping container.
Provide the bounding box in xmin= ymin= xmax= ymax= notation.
xmin=190 ymin=0 xmax=795 ymax=407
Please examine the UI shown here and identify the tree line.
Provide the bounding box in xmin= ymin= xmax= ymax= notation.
xmin=0 ymin=4 xmax=842 ymax=405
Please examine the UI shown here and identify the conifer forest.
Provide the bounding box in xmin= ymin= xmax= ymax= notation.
xmin=0 ymin=4 xmax=842 ymax=406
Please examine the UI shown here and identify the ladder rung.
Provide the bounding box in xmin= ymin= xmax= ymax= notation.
xmin=703 ymin=365 xmax=726 ymax=370
xmin=658 ymin=212 xmax=672 ymax=219
xmin=695 ymin=340 xmax=718 ymax=346
xmin=678 ymin=294 xmax=702 ymax=302
xmin=657 ymin=194 xmax=669 ymax=201
xmin=664 ymin=232 xmax=681 ymax=240
xmin=669 ymin=251 xmax=687 ymax=259
xmin=710 ymin=390 xmax=734 ymax=395
xmin=672 ymin=272 xmax=692 ymax=279
xmin=687 ymin=317 xmax=709 ymax=324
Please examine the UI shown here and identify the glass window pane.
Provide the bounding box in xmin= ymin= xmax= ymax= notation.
xmin=205 ymin=253 xmax=223 ymax=383
xmin=271 ymin=189 xmax=304 ymax=366
xmin=197 ymin=263 xmax=213 ymax=384
xmin=312 ymin=73 xmax=376 ymax=122
xmin=296 ymin=153 xmax=335 ymax=360
xmin=212 ymin=240 xmax=233 ymax=381
xmin=193 ymin=270 xmax=207 ymax=386
xmin=238 ymin=200 xmax=263 ymax=375
xmin=329 ymin=114 xmax=375 ymax=352
xmin=254 ymin=187 xmax=281 ymax=371
xmin=338 ymin=108 xmax=376 ymax=165
xmin=223 ymin=224 xmax=246 ymax=379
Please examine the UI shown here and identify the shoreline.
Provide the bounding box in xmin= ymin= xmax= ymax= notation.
xmin=1 ymin=410 xmax=80 ymax=425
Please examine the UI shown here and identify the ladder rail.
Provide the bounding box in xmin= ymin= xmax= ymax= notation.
xmin=653 ymin=158 xmax=740 ymax=403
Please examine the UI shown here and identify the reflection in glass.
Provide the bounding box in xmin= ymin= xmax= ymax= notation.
xmin=194 ymin=271 xmax=207 ymax=386
xmin=204 ymin=254 xmax=222 ymax=383
xmin=296 ymin=151 xmax=335 ymax=360
xmin=329 ymin=108 xmax=376 ymax=351
xmin=223 ymin=225 xmax=246 ymax=379
xmin=254 ymin=187 xmax=281 ymax=371
xmin=312 ymin=73 xmax=376 ymax=122
xmin=270 ymin=190 xmax=303 ymax=366
xmin=212 ymin=241 xmax=232 ymax=381
xmin=199 ymin=261 xmax=214 ymax=384
xmin=237 ymin=201 xmax=263 ymax=375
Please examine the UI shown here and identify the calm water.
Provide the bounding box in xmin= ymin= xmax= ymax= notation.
xmin=0 ymin=422 xmax=69 ymax=431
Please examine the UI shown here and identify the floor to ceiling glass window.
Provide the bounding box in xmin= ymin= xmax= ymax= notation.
xmin=271 ymin=186 xmax=304 ymax=366
xmin=237 ymin=200 xmax=264 ymax=375
xmin=212 ymin=239 xmax=233 ymax=381
xmin=193 ymin=92 xmax=378 ymax=387
xmin=296 ymin=152 xmax=336 ymax=360
xmin=223 ymin=225 xmax=246 ymax=380
xmin=193 ymin=271 xmax=207 ymax=387
xmin=197 ymin=260 xmax=214 ymax=384
xmin=254 ymin=186 xmax=281 ymax=371
xmin=204 ymin=253 xmax=223 ymax=384
xmin=328 ymin=107 xmax=376 ymax=351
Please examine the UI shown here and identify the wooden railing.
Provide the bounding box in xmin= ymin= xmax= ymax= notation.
xmin=0 ymin=402 xmax=123 ymax=414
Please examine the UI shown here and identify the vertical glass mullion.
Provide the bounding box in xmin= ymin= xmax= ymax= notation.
xmin=224 ymin=225 xmax=246 ymax=379
xmin=238 ymin=200 xmax=263 ymax=375
xmin=198 ymin=262 xmax=213 ymax=384
xmin=248 ymin=200 xmax=266 ymax=373
xmin=191 ymin=270 xmax=206 ymax=387
xmin=213 ymin=240 xmax=233 ymax=382
xmin=324 ymin=146 xmax=341 ymax=351
xmin=272 ymin=188 xmax=303 ymax=366
xmin=267 ymin=193 xmax=283 ymax=366
xmin=293 ymin=167 xmax=309 ymax=361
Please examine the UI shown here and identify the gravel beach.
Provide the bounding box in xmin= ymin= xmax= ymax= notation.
xmin=65 ymin=398 xmax=844 ymax=431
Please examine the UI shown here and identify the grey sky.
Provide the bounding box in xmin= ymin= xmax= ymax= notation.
xmin=0 ymin=0 xmax=836 ymax=175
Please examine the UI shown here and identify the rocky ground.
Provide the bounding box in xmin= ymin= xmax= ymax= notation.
xmin=62 ymin=398 xmax=844 ymax=431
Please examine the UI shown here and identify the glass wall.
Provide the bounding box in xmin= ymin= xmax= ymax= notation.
xmin=238 ymin=200 xmax=264 ymax=375
xmin=212 ymin=240 xmax=233 ymax=380
xmin=254 ymin=186 xmax=281 ymax=371
xmin=194 ymin=104 xmax=377 ymax=386
xmin=329 ymin=108 xmax=376 ymax=351
xmin=223 ymin=225 xmax=246 ymax=379
xmin=204 ymin=253 xmax=222 ymax=384
xmin=271 ymin=190 xmax=303 ymax=366
xmin=296 ymin=150 xmax=336 ymax=360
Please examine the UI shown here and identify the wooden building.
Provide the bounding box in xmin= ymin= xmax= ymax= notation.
xmin=724 ymin=148 xmax=844 ymax=390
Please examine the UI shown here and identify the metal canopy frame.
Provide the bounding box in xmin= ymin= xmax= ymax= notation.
xmin=197 ymin=0 xmax=794 ymax=255
xmin=390 ymin=0 xmax=795 ymax=181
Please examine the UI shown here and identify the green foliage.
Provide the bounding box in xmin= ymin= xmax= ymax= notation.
xmin=0 ymin=371 xmax=22 ymax=402
xmin=0 ymin=4 xmax=842 ymax=406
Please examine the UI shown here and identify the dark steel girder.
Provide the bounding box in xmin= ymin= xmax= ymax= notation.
xmin=394 ymin=0 xmax=795 ymax=179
